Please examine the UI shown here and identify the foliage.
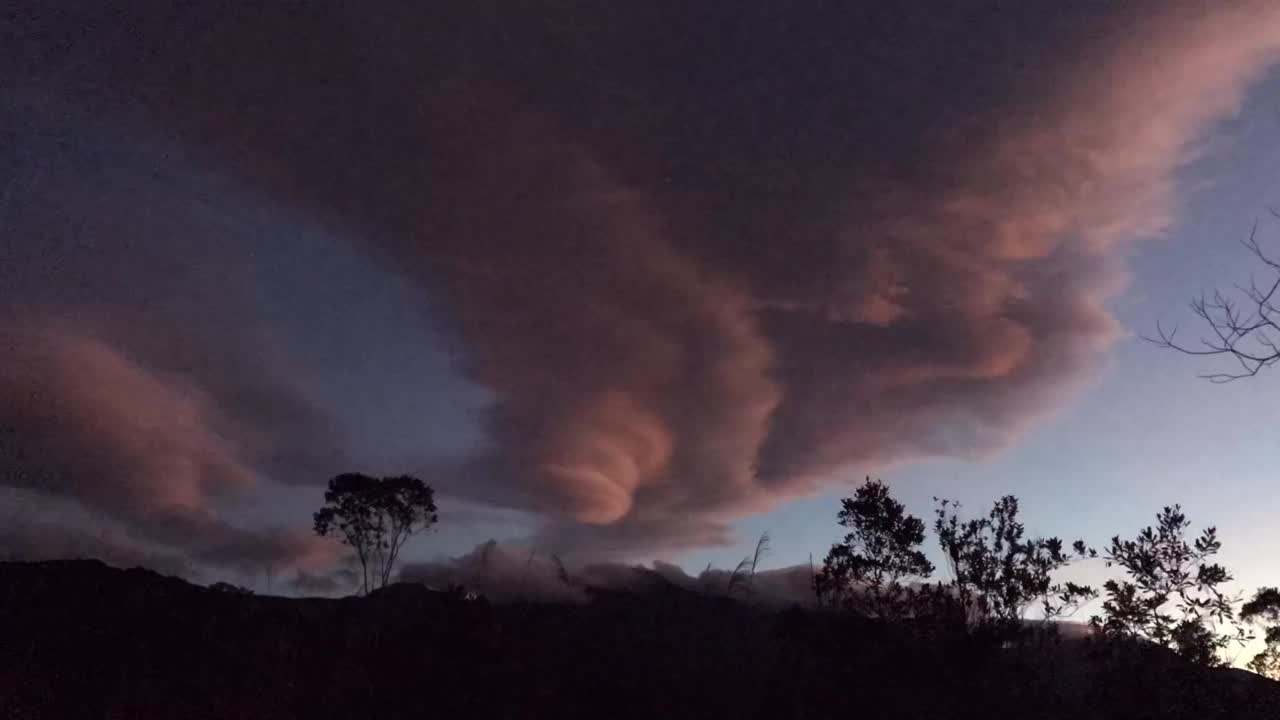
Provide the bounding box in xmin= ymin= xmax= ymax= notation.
xmin=313 ymin=473 xmax=438 ymax=595
xmin=209 ymin=581 xmax=254 ymax=595
xmin=1091 ymin=505 xmax=1245 ymax=666
xmin=1242 ymin=587 xmax=1280 ymax=678
xmin=933 ymin=495 xmax=1095 ymax=634
xmin=728 ymin=532 xmax=770 ymax=597
xmin=814 ymin=478 xmax=933 ymax=619
xmin=12 ymin=558 xmax=1280 ymax=719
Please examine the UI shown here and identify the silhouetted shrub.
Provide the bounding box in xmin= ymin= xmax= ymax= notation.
xmin=933 ymin=495 xmax=1095 ymax=637
xmin=1092 ymin=505 xmax=1245 ymax=666
xmin=1243 ymin=586 xmax=1280 ymax=678
xmin=814 ymin=478 xmax=932 ymax=620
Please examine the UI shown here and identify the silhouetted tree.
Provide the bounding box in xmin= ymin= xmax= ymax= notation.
xmin=934 ymin=495 xmax=1095 ymax=635
xmin=1152 ymin=225 xmax=1280 ymax=381
xmin=814 ymin=478 xmax=933 ymax=619
xmin=1242 ymin=587 xmax=1280 ymax=678
xmin=313 ymin=473 xmax=438 ymax=595
xmin=1092 ymin=505 xmax=1244 ymax=666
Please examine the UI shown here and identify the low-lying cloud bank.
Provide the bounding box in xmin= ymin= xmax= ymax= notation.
xmin=399 ymin=540 xmax=820 ymax=608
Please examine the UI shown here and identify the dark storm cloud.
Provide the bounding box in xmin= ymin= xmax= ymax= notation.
xmin=0 ymin=522 xmax=194 ymax=578
xmin=290 ymin=566 xmax=362 ymax=597
xmin=5 ymin=1 xmax=1280 ymax=558
xmin=0 ymin=489 xmax=194 ymax=577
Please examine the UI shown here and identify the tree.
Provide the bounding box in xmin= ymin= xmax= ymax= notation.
xmin=1092 ymin=505 xmax=1245 ymax=666
xmin=313 ymin=473 xmax=438 ymax=595
xmin=934 ymin=495 xmax=1095 ymax=634
xmin=1152 ymin=225 xmax=1280 ymax=381
xmin=1242 ymin=587 xmax=1280 ymax=678
xmin=814 ymin=478 xmax=933 ymax=619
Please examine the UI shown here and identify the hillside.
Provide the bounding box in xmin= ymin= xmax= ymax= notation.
xmin=1 ymin=560 xmax=1278 ymax=719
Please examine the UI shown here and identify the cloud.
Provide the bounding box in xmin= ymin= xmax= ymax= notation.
xmin=0 ymin=486 xmax=332 ymax=582
xmin=6 ymin=1 xmax=1280 ymax=558
xmin=290 ymin=566 xmax=362 ymax=597
xmin=399 ymin=540 xmax=817 ymax=607
xmin=192 ymin=527 xmax=342 ymax=577
xmin=401 ymin=541 xmax=587 ymax=603
xmin=0 ymin=92 xmax=352 ymax=575
xmin=0 ymin=491 xmax=194 ymax=578
xmin=752 ymin=2 xmax=1280 ymax=486
xmin=0 ymin=321 xmax=340 ymax=574
xmin=0 ymin=322 xmax=256 ymax=529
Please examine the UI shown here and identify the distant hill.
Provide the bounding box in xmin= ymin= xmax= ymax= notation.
xmin=2 ymin=559 xmax=1278 ymax=719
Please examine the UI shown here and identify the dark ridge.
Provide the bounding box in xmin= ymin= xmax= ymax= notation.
xmin=2 ymin=560 xmax=1278 ymax=719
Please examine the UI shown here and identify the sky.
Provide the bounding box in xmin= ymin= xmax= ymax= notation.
xmin=4 ymin=1 xmax=1280 ymax=609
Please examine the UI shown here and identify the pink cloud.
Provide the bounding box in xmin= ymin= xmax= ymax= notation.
xmin=0 ymin=321 xmax=340 ymax=574
xmin=9 ymin=1 xmax=1280 ymax=560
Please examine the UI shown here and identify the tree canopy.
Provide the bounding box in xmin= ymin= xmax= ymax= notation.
xmin=1091 ymin=505 xmax=1244 ymax=667
xmin=313 ymin=473 xmax=438 ymax=595
xmin=814 ymin=478 xmax=933 ymax=618
xmin=934 ymin=495 xmax=1095 ymax=633
xmin=1243 ymin=587 xmax=1280 ymax=678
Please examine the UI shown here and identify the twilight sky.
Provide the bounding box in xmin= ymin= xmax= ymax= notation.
xmin=4 ymin=1 xmax=1280 ymax=595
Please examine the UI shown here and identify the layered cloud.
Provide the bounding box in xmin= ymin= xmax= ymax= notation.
xmin=5 ymin=1 xmax=1280 ymax=563
xmin=0 ymin=322 xmax=340 ymax=575
xmin=751 ymin=2 xmax=1280 ymax=485
xmin=0 ymin=95 xmax=347 ymax=574
xmin=1 ymin=322 xmax=255 ymax=526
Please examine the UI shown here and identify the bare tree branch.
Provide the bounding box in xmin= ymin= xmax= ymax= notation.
xmin=1148 ymin=224 xmax=1280 ymax=381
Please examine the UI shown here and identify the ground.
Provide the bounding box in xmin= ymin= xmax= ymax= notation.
xmin=2 ymin=560 xmax=1278 ymax=719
